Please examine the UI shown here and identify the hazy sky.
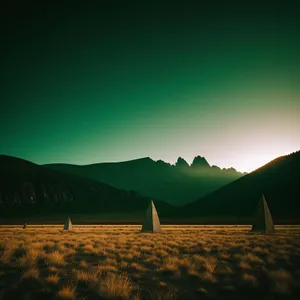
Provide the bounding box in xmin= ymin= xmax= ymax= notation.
xmin=1 ymin=1 xmax=300 ymax=172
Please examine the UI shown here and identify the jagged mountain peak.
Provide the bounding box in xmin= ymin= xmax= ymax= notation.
xmin=175 ymin=157 xmax=189 ymax=168
xmin=43 ymin=154 xmax=245 ymax=205
xmin=181 ymin=149 xmax=300 ymax=219
xmin=191 ymin=155 xmax=210 ymax=168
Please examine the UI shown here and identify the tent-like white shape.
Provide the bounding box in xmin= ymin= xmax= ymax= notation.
xmin=251 ymin=194 xmax=275 ymax=233
xmin=63 ymin=217 xmax=72 ymax=230
xmin=141 ymin=200 xmax=161 ymax=233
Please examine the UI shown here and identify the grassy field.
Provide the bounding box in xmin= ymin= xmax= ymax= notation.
xmin=0 ymin=226 xmax=300 ymax=300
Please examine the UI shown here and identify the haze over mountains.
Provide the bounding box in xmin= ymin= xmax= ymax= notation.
xmin=181 ymin=151 xmax=300 ymax=221
xmin=0 ymin=151 xmax=299 ymax=222
xmin=45 ymin=155 xmax=245 ymax=205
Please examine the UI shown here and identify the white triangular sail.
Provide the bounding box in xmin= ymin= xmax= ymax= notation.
xmin=141 ymin=200 xmax=161 ymax=233
xmin=63 ymin=217 xmax=72 ymax=230
xmin=251 ymin=194 xmax=275 ymax=233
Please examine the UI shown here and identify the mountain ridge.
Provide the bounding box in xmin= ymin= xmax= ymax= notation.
xmin=1 ymin=151 xmax=299 ymax=221
xmin=180 ymin=150 xmax=300 ymax=220
xmin=45 ymin=155 xmax=245 ymax=205
xmin=46 ymin=155 xmax=246 ymax=174
xmin=0 ymin=155 xmax=173 ymax=218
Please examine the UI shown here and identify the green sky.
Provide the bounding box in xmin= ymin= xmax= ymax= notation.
xmin=1 ymin=1 xmax=300 ymax=172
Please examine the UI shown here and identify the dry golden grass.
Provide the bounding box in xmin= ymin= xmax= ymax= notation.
xmin=242 ymin=273 xmax=258 ymax=287
xmin=97 ymin=272 xmax=134 ymax=299
xmin=21 ymin=267 xmax=39 ymax=280
xmin=57 ymin=283 xmax=77 ymax=299
xmin=46 ymin=250 xmax=66 ymax=266
xmin=204 ymin=257 xmax=217 ymax=273
xmin=243 ymin=253 xmax=265 ymax=264
xmin=73 ymin=268 xmax=100 ymax=283
xmin=148 ymin=288 xmax=178 ymax=300
xmin=46 ymin=273 xmax=60 ymax=284
xmin=15 ymin=248 xmax=40 ymax=268
xmin=239 ymin=260 xmax=252 ymax=270
xmin=0 ymin=225 xmax=300 ymax=299
xmin=200 ymin=271 xmax=217 ymax=283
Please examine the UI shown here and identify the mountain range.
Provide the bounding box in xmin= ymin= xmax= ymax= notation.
xmin=45 ymin=156 xmax=245 ymax=205
xmin=0 ymin=155 xmax=173 ymax=219
xmin=181 ymin=151 xmax=300 ymax=221
xmin=0 ymin=151 xmax=299 ymax=222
